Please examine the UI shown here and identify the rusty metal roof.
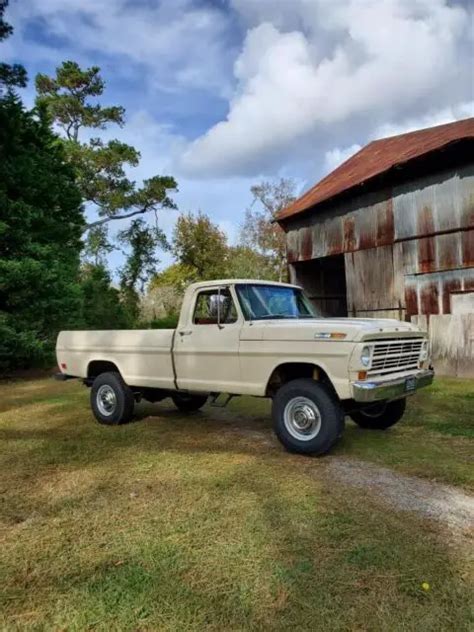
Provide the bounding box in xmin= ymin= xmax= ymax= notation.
xmin=277 ymin=117 xmax=474 ymax=222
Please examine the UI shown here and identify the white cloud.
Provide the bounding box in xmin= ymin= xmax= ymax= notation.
xmin=4 ymin=0 xmax=473 ymax=277
xmin=6 ymin=0 xmax=235 ymax=95
xmin=95 ymin=109 xmax=253 ymax=267
xmin=324 ymin=144 xmax=362 ymax=173
xmin=374 ymin=101 xmax=474 ymax=139
xmin=110 ymin=110 xmax=187 ymax=178
xmin=179 ymin=0 xmax=473 ymax=177
xmin=109 ymin=110 xmax=252 ymax=235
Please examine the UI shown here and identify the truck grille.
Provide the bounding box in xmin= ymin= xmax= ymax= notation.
xmin=369 ymin=339 xmax=423 ymax=375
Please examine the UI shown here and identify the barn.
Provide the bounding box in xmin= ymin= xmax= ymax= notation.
xmin=276 ymin=118 xmax=474 ymax=377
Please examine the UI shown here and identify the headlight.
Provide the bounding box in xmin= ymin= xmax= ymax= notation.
xmin=360 ymin=345 xmax=372 ymax=367
xmin=419 ymin=340 xmax=430 ymax=361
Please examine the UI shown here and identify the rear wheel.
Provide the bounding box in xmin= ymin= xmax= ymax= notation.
xmin=171 ymin=393 xmax=208 ymax=413
xmin=90 ymin=372 xmax=135 ymax=425
xmin=350 ymin=398 xmax=406 ymax=429
xmin=272 ymin=378 xmax=344 ymax=455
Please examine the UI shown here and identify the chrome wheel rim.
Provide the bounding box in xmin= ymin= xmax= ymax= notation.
xmin=97 ymin=384 xmax=117 ymax=416
xmin=283 ymin=396 xmax=321 ymax=441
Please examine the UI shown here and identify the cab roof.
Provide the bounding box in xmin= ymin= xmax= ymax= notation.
xmin=187 ymin=279 xmax=300 ymax=291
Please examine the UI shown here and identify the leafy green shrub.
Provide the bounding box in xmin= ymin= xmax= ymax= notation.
xmin=147 ymin=315 xmax=179 ymax=329
xmin=80 ymin=264 xmax=133 ymax=330
xmin=135 ymin=314 xmax=179 ymax=330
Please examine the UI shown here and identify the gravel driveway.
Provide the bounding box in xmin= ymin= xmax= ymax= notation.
xmin=327 ymin=457 xmax=474 ymax=539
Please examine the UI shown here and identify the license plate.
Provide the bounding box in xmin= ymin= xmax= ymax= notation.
xmin=405 ymin=377 xmax=417 ymax=392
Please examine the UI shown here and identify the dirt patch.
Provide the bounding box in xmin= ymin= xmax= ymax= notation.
xmin=327 ymin=457 xmax=474 ymax=539
xmin=225 ymin=426 xmax=276 ymax=447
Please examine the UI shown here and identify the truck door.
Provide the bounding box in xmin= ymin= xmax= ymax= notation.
xmin=173 ymin=286 xmax=242 ymax=393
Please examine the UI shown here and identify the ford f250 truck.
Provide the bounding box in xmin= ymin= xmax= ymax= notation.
xmin=56 ymin=279 xmax=434 ymax=455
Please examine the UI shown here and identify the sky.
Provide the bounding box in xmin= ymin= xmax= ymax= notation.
xmin=3 ymin=0 xmax=474 ymax=273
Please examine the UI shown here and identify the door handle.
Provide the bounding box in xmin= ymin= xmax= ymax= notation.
xmin=179 ymin=330 xmax=192 ymax=336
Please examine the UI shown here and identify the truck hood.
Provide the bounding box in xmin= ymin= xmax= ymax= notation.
xmin=244 ymin=318 xmax=425 ymax=342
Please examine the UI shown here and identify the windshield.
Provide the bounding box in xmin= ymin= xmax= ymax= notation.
xmin=235 ymin=284 xmax=319 ymax=320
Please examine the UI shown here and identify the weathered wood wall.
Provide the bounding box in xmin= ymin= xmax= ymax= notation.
xmin=412 ymin=314 xmax=474 ymax=378
xmin=286 ymin=163 xmax=474 ymax=376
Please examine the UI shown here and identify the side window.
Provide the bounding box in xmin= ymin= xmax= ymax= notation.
xmin=193 ymin=289 xmax=238 ymax=325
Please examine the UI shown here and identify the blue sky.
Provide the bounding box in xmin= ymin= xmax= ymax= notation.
xmin=3 ymin=0 xmax=473 ymax=273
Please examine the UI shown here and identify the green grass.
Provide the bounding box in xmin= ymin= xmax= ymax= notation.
xmin=0 ymin=377 xmax=472 ymax=630
xmin=229 ymin=377 xmax=474 ymax=489
xmin=334 ymin=377 xmax=474 ymax=488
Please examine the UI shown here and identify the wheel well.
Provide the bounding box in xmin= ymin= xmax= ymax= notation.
xmin=266 ymin=363 xmax=335 ymax=397
xmin=87 ymin=360 xmax=120 ymax=380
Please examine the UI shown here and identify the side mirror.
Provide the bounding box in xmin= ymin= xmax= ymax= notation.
xmin=217 ymin=287 xmax=224 ymax=329
xmin=209 ymin=291 xmax=225 ymax=328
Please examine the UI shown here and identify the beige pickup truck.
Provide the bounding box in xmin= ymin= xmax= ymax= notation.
xmin=56 ymin=279 xmax=434 ymax=455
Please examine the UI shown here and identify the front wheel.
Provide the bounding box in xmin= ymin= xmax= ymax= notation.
xmin=350 ymin=398 xmax=406 ymax=429
xmin=272 ymin=379 xmax=344 ymax=455
xmin=171 ymin=393 xmax=208 ymax=413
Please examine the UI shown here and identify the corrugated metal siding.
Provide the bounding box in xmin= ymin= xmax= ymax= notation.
xmin=287 ymin=196 xmax=395 ymax=264
xmin=287 ymin=165 xmax=474 ymax=316
xmin=404 ymin=268 xmax=474 ymax=316
xmin=287 ymin=164 xmax=473 ymax=267
xmin=285 ymin=164 xmax=474 ymax=376
xmin=397 ymin=231 xmax=471 ymax=276
xmin=393 ymin=166 xmax=473 ymax=241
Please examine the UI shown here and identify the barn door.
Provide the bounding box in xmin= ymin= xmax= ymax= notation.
xmin=344 ymin=245 xmax=404 ymax=319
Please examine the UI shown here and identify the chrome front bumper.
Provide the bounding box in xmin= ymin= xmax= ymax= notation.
xmin=352 ymin=369 xmax=434 ymax=403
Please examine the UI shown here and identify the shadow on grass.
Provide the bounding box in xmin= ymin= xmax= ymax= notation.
xmin=0 ymin=395 xmax=282 ymax=485
xmin=1 ymin=377 xmax=473 ymax=494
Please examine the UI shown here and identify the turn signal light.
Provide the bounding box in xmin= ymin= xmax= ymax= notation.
xmin=61 ymin=362 xmax=67 ymax=370
xmin=314 ymin=332 xmax=347 ymax=340
xmin=358 ymin=371 xmax=367 ymax=380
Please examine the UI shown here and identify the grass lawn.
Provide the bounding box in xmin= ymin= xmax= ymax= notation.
xmin=230 ymin=376 xmax=474 ymax=490
xmin=0 ymin=377 xmax=473 ymax=630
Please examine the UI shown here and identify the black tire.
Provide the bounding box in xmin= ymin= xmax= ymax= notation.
xmin=272 ymin=378 xmax=344 ymax=456
xmin=90 ymin=372 xmax=135 ymax=425
xmin=350 ymin=398 xmax=406 ymax=429
xmin=171 ymin=393 xmax=208 ymax=413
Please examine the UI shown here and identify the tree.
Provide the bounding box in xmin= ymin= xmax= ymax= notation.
xmin=116 ymin=218 xmax=168 ymax=322
xmin=0 ymin=1 xmax=27 ymax=93
xmin=240 ymin=178 xmax=297 ymax=281
xmin=141 ymin=262 xmax=196 ymax=324
xmin=226 ymin=246 xmax=277 ymax=280
xmin=83 ymin=224 xmax=114 ymax=266
xmin=0 ymin=95 xmax=84 ymax=370
xmin=118 ymin=218 xmax=168 ymax=293
xmin=149 ymin=262 xmax=196 ymax=292
xmin=35 ymin=61 xmax=177 ymax=238
xmin=173 ymin=212 xmax=229 ymax=280
xmin=80 ymin=263 xmax=131 ymax=330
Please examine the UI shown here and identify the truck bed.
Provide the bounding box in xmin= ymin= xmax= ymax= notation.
xmin=56 ymin=329 xmax=176 ymax=389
